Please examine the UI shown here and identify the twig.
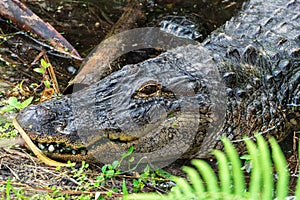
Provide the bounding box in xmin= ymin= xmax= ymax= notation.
xmin=0 ymin=182 xmax=124 ymax=197
xmin=4 ymin=164 xmax=20 ymax=180
xmin=43 ymin=53 xmax=60 ymax=94
xmin=68 ymin=0 xmax=146 ymax=87
xmin=0 ymin=0 xmax=81 ymax=60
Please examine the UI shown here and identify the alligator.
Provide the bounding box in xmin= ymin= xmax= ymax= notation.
xmin=15 ymin=0 xmax=299 ymax=168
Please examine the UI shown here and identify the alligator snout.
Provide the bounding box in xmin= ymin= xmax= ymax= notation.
xmin=16 ymin=96 xmax=83 ymax=149
xmin=17 ymin=105 xmax=56 ymax=134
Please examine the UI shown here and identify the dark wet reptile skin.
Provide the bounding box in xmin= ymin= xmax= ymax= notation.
xmin=17 ymin=0 xmax=300 ymax=163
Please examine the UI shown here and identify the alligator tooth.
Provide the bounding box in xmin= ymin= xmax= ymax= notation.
xmin=48 ymin=144 xmax=55 ymax=153
xmin=37 ymin=143 xmax=45 ymax=150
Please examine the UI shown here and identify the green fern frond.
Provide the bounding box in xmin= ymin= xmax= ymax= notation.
xmin=222 ymin=137 xmax=245 ymax=196
xmin=270 ymin=137 xmax=289 ymax=199
xmin=128 ymin=135 xmax=299 ymax=200
xmin=294 ymin=140 xmax=300 ymax=198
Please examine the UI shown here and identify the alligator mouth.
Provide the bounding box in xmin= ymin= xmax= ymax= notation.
xmin=32 ymin=141 xmax=88 ymax=156
xmin=13 ymin=118 xmax=74 ymax=166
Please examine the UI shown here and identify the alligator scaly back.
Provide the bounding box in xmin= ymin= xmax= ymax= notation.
xmin=16 ymin=0 xmax=299 ymax=168
xmin=198 ymin=0 xmax=300 ymax=155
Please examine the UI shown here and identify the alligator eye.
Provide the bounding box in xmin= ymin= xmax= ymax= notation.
xmin=135 ymin=82 xmax=162 ymax=98
xmin=139 ymin=84 xmax=159 ymax=95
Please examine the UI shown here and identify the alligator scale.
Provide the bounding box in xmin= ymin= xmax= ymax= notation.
xmin=16 ymin=0 xmax=299 ymax=167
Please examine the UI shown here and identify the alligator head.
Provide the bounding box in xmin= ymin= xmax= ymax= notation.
xmin=15 ymin=0 xmax=300 ymax=168
xmin=16 ymin=45 xmax=226 ymax=168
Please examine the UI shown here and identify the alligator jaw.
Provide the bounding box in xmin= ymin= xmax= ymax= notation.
xmin=13 ymin=117 xmax=73 ymax=166
xmin=14 ymin=110 xmax=94 ymax=163
xmin=15 ymin=97 xmax=90 ymax=162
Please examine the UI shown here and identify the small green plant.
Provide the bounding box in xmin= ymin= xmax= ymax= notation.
xmin=101 ymin=160 xmax=121 ymax=178
xmin=4 ymin=178 xmax=25 ymax=199
xmin=128 ymin=135 xmax=300 ymax=200
xmin=70 ymin=161 xmax=90 ymax=189
xmin=101 ymin=146 xmax=135 ymax=179
xmin=240 ymin=154 xmax=253 ymax=173
xmin=132 ymin=179 xmax=145 ymax=193
xmin=93 ymin=175 xmax=106 ymax=188
xmin=63 ymin=148 xmax=136 ymax=199
xmin=123 ymin=179 xmax=129 ymax=200
xmin=130 ymin=166 xmax=151 ymax=193
xmin=0 ymin=96 xmax=33 ymax=113
xmin=0 ymin=122 xmax=18 ymax=138
xmin=33 ymin=58 xmax=52 ymax=88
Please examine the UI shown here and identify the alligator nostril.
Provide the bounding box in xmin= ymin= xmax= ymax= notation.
xmin=17 ymin=105 xmax=38 ymax=123
xmin=35 ymin=106 xmax=56 ymax=121
xmin=16 ymin=105 xmax=55 ymax=128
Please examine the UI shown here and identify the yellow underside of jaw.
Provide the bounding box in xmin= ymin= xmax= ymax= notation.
xmin=13 ymin=118 xmax=75 ymax=167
